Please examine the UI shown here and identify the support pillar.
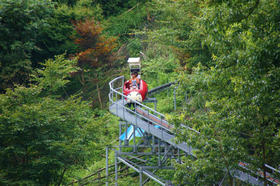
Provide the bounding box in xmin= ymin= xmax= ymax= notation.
xmin=152 ymin=136 xmax=155 ymax=153
xmin=125 ymin=121 xmax=128 ymax=146
xmin=158 ymin=139 xmax=161 ymax=167
xmin=106 ymin=146 xmax=109 ymax=186
xmin=173 ymin=87 xmax=177 ymax=111
xmin=139 ymin=167 xmax=143 ymax=186
xmin=119 ymin=121 xmax=122 ymax=151
xmin=115 ymin=151 xmax=118 ymax=186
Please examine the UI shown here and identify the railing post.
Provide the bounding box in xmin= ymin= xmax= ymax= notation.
xmin=139 ymin=167 xmax=143 ymax=186
xmin=106 ymin=146 xmax=109 ymax=186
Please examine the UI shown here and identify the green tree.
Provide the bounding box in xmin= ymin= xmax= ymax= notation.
xmin=0 ymin=0 xmax=101 ymax=92
xmin=0 ymin=0 xmax=54 ymax=91
xmin=145 ymin=0 xmax=211 ymax=70
xmin=95 ymin=0 xmax=147 ymax=17
xmin=168 ymin=0 xmax=280 ymax=185
xmin=0 ymin=55 xmax=98 ymax=185
xmin=51 ymin=0 xmax=78 ymax=6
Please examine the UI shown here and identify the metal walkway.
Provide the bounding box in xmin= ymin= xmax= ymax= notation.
xmin=108 ymin=76 xmax=278 ymax=185
xmin=109 ymin=101 xmax=193 ymax=156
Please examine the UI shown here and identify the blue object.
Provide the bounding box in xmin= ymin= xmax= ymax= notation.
xmin=119 ymin=125 xmax=144 ymax=141
xmin=119 ymin=125 xmax=161 ymax=141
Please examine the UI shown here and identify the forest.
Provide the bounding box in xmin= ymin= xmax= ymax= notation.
xmin=0 ymin=0 xmax=279 ymax=185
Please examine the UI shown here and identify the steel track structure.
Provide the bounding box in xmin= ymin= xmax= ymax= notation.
xmin=108 ymin=76 xmax=279 ymax=186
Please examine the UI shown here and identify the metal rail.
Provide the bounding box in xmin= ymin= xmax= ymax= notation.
xmin=109 ymin=76 xmax=166 ymax=120
xmin=148 ymin=82 xmax=175 ymax=95
xmin=68 ymin=162 xmax=129 ymax=185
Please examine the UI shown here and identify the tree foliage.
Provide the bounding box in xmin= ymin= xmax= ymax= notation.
xmin=94 ymin=0 xmax=148 ymax=17
xmin=74 ymin=19 xmax=117 ymax=69
xmin=52 ymin=0 xmax=78 ymax=6
xmin=0 ymin=0 xmax=103 ymax=92
xmin=1 ymin=0 xmax=279 ymax=185
xmin=164 ymin=0 xmax=280 ymax=185
xmin=72 ymin=18 xmax=119 ymax=107
xmin=0 ymin=0 xmax=54 ymax=92
xmin=0 ymin=55 xmax=98 ymax=185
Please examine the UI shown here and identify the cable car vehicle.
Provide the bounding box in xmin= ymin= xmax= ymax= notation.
xmin=123 ymin=57 xmax=148 ymax=103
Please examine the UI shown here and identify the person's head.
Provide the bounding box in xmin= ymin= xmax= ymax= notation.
xmin=131 ymin=71 xmax=138 ymax=78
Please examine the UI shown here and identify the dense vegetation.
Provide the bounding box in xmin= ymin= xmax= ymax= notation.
xmin=0 ymin=0 xmax=279 ymax=185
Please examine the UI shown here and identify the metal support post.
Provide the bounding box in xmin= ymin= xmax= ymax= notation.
xmin=116 ymin=92 xmax=118 ymax=115
xmin=133 ymin=125 xmax=136 ymax=152
xmin=173 ymin=87 xmax=176 ymax=111
xmin=115 ymin=151 xmax=118 ymax=186
xmin=158 ymin=139 xmax=161 ymax=167
xmin=123 ymin=96 xmax=125 ymax=120
xmin=106 ymin=146 xmax=109 ymax=186
xmin=152 ymin=136 xmax=155 ymax=153
xmin=119 ymin=121 xmax=122 ymax=150
xmin=140 ymin=167 xmax=143 ymax=186
xmin=125 ymin=121 xmax=128 ymax=146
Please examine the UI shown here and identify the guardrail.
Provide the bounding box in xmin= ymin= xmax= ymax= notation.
xmin=148 ymin=81 xmax=175 ymax=95
xmin=109 ymin=76 xmax=172 ymax=133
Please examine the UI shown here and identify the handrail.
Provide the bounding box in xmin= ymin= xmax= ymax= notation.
xmin=109 ymin=95 xmax=172 ymax=132
xmin=109 ymin=76 xmax=169 ymax=130
xmin=148 ymin=81 xmax=175 ymax=95
xmin=109 ymin=76 xmax=176 ymax=119
xmin=265 ymin=164 xmax=280 ymax=174
xmin=110 ymin=91 xmax=165 ymax=118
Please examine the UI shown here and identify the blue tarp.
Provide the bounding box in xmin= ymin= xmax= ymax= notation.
xmin=119 ymin=125 xmax=160 ymax=141
xmin=119 ymin=125 xmax=145 ymax=141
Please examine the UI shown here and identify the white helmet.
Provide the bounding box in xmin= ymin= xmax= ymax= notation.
xmin=127 ymin=91 xmax=142 ymax=103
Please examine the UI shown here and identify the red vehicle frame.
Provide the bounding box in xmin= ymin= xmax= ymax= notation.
xmin=123 ymin=79 xmax=148 ymax=102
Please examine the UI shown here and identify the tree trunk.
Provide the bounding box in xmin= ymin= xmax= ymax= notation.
xmin=79 ymin=69 xmax=85 ymax=86
xmin=97 ymin=83 xmax=103 ymax=109
xmin=57 ymin=167 xmax=67 ymax=186
xmin=217 ymin=134 xmax=233 ymax=186
xmin=227 ymin=170 xmax=234 ymax=186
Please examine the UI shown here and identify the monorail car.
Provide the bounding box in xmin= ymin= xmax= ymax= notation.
xmin=123 ymin=57 xmax=148 ymax=103
xmin=123 ymin=79 xmax=148 ymax=103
